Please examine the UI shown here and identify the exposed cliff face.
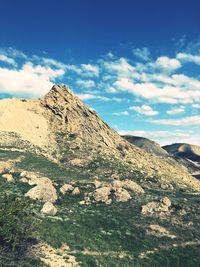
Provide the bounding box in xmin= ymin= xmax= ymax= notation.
xmin=0 ymin=84 xmax=200 ymax=191
xmin=41 ymin=84 xmax=123 ymax=148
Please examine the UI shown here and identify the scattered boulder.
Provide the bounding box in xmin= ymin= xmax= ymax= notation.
xmin=141 ymin=197 xmax=171 ymax=216
xmin=72 ymin=187 xmax=80 ymax=195
xmin=115 ymin=188 xmax=131 ymax=202
xmin=111 ymin=180 xmax=123 ymax=191
xmin=94 ymin=179 xmax=101 ymax=188
xmin=41 ymin=202 xmax=57 ymax=216
xmin=2 ymin=173 xmax=14 ymax=183
xmin=93 ymin=186 xmax=111 ymax=203
xmin=60 ymin=183 xmax=74 ymax=194
xmin=25 ymin=177 xmax=57 ymax=203
xmin=123 ymin=179 xmax=145 ymax=194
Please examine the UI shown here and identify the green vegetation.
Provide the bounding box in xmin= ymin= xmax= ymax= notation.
xmin=1 ymin=146 xmax=200 ymax=266
xmin=0 ymin=193 xmax=37 ymax=253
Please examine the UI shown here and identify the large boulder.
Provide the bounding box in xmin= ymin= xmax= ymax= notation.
xmin=41 ymin=202 xmax=57 ymax=216
xmin=93 ymin=186 xmax=111 ymax=203
xmin=25 ymin=176 xmax=57 ymax=203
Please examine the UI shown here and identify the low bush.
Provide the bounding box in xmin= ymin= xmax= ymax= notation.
xmin=0 ymin=193 xmax=38 ymax=255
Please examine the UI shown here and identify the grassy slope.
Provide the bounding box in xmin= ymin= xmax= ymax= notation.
xmin=0 ymin=147 xmax=200 ymax=266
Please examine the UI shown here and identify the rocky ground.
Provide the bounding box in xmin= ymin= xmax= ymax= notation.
xmin=0 ymin=85 xmax=200 ymax=266
xmin=1 ymin=145 xmax=200 ymax=266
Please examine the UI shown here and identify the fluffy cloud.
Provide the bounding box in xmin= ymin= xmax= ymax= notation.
xmin=77 ymin=93 xmax=110 ymax=101
xmin=149 ymin=116 xmax=200 ymax=126
xmin=0 ymin=62 xmax=64 ymax=97
xmin=114 ymin=78 xmax=200 ymax=104
xmin=80 ymin=64 xmax=99 ymax=77
xmin=102 ymin=57 xmax=136 ymax=79
xmin=132 ymin=47 xmax=151 ymax=61
xmin=112 ymin=111 xmax=129 ymax=116
xmin=177 ymin=53 xmax=200 ymax=65
xmin=118 ymin=130 xmax=190 ymax=139
xmin=76 ymin=79 xmax=95 ymax=88
xmin=130 ymin=104 xmax=158 ymax=116
xmin=166 ymin=107 xmax=185 ymax=115
xmin=0 ymin=54 xmax=16 ymax=66
xmin=192 ymin=104 xmax=200 ymax=108
xmin=155 ymin=56 xmax=181 ymax=71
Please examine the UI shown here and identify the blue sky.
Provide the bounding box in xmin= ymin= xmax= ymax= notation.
xmin=0 ymin=0 xmax=200 ymax=145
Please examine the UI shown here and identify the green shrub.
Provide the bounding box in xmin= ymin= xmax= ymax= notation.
xmin=0 ymin=193 xmax=38 ymax=254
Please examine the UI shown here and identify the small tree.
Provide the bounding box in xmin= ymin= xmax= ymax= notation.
xmin=0 ymin=193 xmax=38 ymax=256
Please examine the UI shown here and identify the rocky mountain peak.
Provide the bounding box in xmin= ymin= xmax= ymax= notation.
xmin=41 ymin=84 xmax=122 ymax=148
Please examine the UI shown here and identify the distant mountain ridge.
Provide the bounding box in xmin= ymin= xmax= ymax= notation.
xmin=122 ymin=135 xmax=168 ymax=158
xmin=122 ymin=135 xmax=200 ymax=179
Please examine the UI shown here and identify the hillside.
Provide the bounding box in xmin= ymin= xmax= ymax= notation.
xmin=163 ymin=143 xmax=200 ymax=179
xmin=122 ymin=135 xmax=168 ymax=158
xmin=1 ymin=84 xmax=200 ymax=267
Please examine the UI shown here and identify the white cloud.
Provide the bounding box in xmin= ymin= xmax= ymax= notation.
xmin=113 ymin=111 xmax=129 ymax=116
xmin=77 ymin=93 xmax=110 ymax=101
xmin=0 ymin=47 xmax=27 ymax=59
xmin=155 ymin=56 xmax=181 ymax=71
xmin=76 ymin=79 xmax=95 ymax=88
xmin=103 ymin=57 xmax=136 ymax=79
xmin=118 ymin=130 xmax=190 ymax=139
xmin=0 ymin=62 xmax=64 ymax=97
xmin=0 ymin=54 xmax=16 ymax=66
xmin=40 ymin=57 xmax=68 ymax=69
xmin=166 ymin=107 xmax=185 ymax=115
xmin=177 ymin=52 xmax=200 ymax=65
xmin=80 ymin=64 xmax=99 ymax=77
xmin=132 ymin=47 xmax=151 ymax=61
xmin=149 ymin=116 xmax=200 ymax=126
xmin=114 ymin=78 xmax=200 ymax=104
xmin=192 ymin=104 xmax=200 ymax=108
xmin=130 ymin=104 xmax=158 ymax=116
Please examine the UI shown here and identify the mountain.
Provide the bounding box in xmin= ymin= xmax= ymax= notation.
xmin=163 ymin=143 xmax=200 ymax=179
xmin=0 ymin=84 xmax=197 ymax=189
xmin=1 ymin=84 xmax=200 ymax=266
xmin=122 ymin=135 xmax=200 ymax=179
xmin=122 ymin=135 xmax=168 ymax=158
